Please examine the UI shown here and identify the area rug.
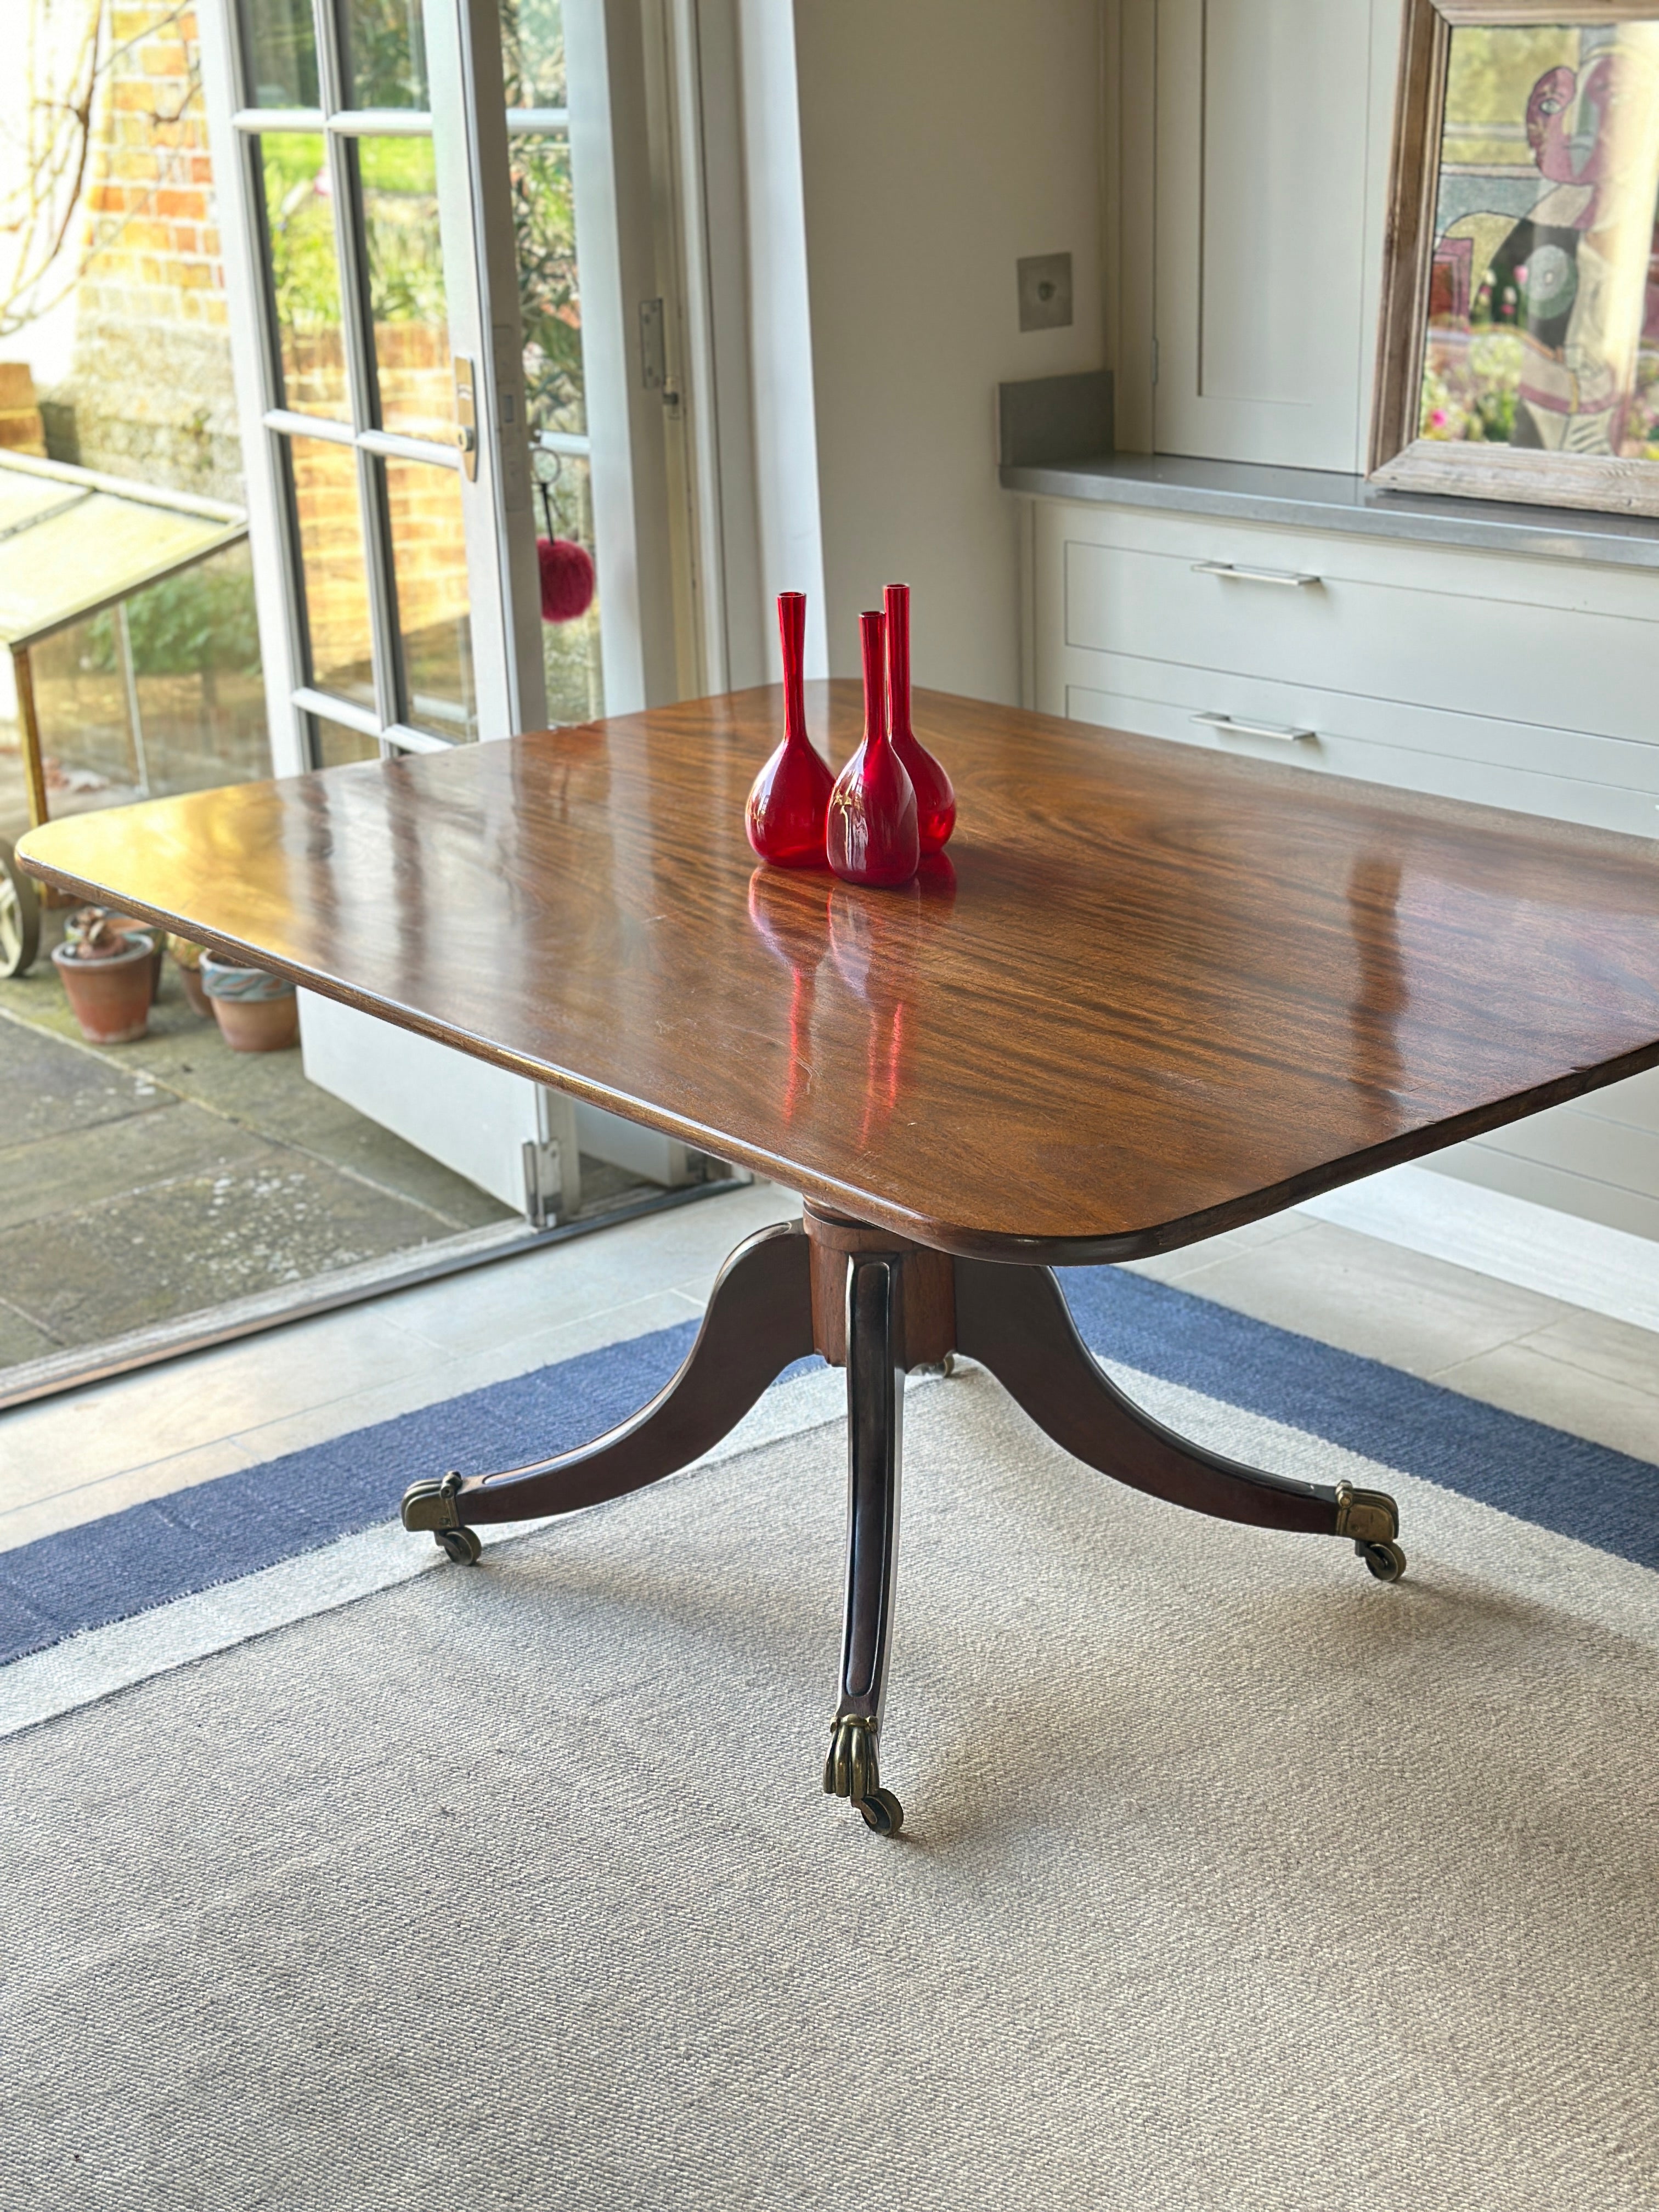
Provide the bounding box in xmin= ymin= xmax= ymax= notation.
xmin=8 ymin=1265 xmax=1659 ymax=1718
xmin=5 ymin=1346 xmax=1657 ymax=2210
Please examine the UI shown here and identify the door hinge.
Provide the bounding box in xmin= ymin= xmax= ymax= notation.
xmin=639 ymin=298 xmax=667 ymax=393
xmin=1150 ymin=335 xmax=1160 ymax=386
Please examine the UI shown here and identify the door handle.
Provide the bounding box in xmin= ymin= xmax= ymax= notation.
xmin=1192 ymin=711 xmax=1314 ymax=744
xmin=1191 ymin=560 xmax=1321 ymax=588
xmin=453 ymin=357 xmax=478 ymax=481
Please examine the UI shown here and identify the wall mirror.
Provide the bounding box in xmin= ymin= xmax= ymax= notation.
xmin=1372 ymin=1 xmax=1659 ymax=514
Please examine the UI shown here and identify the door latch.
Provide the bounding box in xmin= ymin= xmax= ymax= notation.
xmin=454 ymin=356 xmax=478 ymax=481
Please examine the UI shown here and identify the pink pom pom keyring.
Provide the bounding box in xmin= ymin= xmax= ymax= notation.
xmin=536 ymin=475 xmax=596 ymax=624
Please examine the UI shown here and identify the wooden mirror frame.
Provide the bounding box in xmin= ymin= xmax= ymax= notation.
xmin=1370 ymin=0 xmax=1659 ymax=515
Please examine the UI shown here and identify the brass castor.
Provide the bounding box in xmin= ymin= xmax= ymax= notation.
xmin=824 ymin=1716 xmax=902 ymax=1836
xmin=1356 ymin=1537 xmax=1407 ymax=1584
xmin=403 ymin=1470 xmax=482 ymax=1561
xmin=856 ymin=1787 xmax=905 ymax=1837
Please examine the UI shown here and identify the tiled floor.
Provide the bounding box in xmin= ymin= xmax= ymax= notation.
xmin=3 ymin=1169 xmax=1656 ymax=1558
xmin=1127 ymin=1211 xmax=1659 ymax=1464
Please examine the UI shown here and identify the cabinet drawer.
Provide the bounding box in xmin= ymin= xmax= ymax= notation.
xmin=1054 ymin=506 xmax=1659 ymax=749
xmin=1062 ymin=651 xmax=1659 ymax=837
xmin=1029 ymin=494 xmax=1659 ymax=1240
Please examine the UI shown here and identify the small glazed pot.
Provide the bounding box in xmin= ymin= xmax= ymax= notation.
xmin=52 ymin=932 xmax=155 ymax=1045
xmin=201 ymin=953 xmax=300 ymax=1053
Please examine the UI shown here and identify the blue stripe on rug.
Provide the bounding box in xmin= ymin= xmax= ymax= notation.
xmin=3 ymin=1266 xmax=1655 ymax=1669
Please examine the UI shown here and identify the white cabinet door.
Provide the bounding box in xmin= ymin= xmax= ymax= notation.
xmin=1153 ymin=0 xmax=1376 ymax=470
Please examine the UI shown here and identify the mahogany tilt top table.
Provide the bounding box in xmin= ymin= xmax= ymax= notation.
xmin=21 ymin=684 xmax=1659 ymax=1835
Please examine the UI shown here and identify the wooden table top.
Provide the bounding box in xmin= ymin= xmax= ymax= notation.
xmin=20 ymin=682 xmax=1659 ymax=1263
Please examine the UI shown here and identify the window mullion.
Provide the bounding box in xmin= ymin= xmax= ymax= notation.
xmin=354 ymin=452 xmax=403 ymax=733
xmin=311 ymin=0 xmax=402 ymax=738
xmin=232 ymin=106 xmax=325 ymax=133
xmin=328 ymin=109 xmax=435 ymax=137
xmin=309 ymin=0 xmax=344 ymax=118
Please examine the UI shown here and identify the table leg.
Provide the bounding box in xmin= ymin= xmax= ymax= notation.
xmin=402 ymin=1209 xmax=1404 ymax=1836
xmin=400 ymin=1220 xmax=815 ymax=1558
xmin=822 ymin=1251 xmax=908 ymax=1837
xmin=953 ymin=1259 xmax=1406 ymax=1582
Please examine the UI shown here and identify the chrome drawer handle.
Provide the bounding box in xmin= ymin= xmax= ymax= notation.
xmin=1192 ymin=711 xmax=1314 ymax=744
xmin=1191 ymin=560 xmax=1321 ymax=588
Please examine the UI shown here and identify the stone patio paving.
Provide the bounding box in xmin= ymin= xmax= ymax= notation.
xmin=1 ymin=738 xmax=673 ymax=1389
xmin=0 ymin=923 xmax=520 ymax=1375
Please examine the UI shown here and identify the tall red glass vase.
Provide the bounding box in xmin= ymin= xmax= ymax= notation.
xmin=883 ymin=582 xmax=955 ymax=853
xmin=827 ymin=610 xmax=919 ymax=889
xmin=746 ymin=591 xmax=833 ymax=867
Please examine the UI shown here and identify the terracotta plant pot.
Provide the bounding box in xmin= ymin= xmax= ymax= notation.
xmin=200 ymin=953 xmax=300 ymax=1053
xmin=168 ymin=934 xmax=213 ymax=1018
xmin=66 ymin=906 xmax=161 ymax=1007
xmin=52 ymin=932 xmax=155 ymax=1045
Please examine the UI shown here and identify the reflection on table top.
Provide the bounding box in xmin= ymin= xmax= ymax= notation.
xmin=19 ymin=681 xmax=1659 ymax=1261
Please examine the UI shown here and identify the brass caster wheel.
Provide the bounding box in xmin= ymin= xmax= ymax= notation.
xmin=856 ymin=1788 xmax=904 ymax=1837
xmin=1356 ymin=1538 xmax=1406 ymax=1584
xmin=437 ymin=1525 xmax=482 ymax=1565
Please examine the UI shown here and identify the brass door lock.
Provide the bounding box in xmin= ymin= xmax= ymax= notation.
xmin=453 ymin=356 xmax=478 ymax=481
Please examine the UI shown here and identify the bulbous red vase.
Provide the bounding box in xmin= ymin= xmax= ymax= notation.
xmin=827 ymin=610 xmax=919 ymax=889
xmin=883 ymin=582 xmax=955 ymax=853
xmin=746 ymin=591 xmax=833 ymax=868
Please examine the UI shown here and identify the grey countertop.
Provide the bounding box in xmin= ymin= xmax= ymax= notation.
xmin=1000 ymin=451 xmax=1659 ymax=572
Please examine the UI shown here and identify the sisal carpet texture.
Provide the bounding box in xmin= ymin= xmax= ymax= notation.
xmin=7 ymin=1364 xmax=1658 ymax=2210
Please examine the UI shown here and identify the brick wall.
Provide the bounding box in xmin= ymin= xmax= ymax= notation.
xmin=57 ymin=1 xmax=241 ymax=499
xmin=49 ymin=6 xmax=470 ymax=724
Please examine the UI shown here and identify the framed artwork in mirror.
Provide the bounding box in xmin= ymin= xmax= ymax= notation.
xmin=1372 ymin=2 xmax=1659 ymax=515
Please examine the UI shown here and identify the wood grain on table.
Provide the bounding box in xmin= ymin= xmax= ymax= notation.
xmin=19 ymin=682 xmax=1659 ymax=1262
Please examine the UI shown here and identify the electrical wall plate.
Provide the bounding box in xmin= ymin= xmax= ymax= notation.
xmin=1017 ymin=253 xmax=1073 ymax=333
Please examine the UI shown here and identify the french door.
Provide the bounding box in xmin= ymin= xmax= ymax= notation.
xmin=197 ymin=0 xmax=691 ymax=1214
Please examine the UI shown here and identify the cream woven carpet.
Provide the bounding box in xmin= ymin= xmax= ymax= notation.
xmin=8 ymin=1363 xmax=1657 ymax=2209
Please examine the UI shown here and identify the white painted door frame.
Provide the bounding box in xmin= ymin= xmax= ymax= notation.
xmin=200 ymin=0 xmax=702 ymax=1214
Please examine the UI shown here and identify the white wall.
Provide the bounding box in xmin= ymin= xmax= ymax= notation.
xmin=791 ymin=0 xmax=1105 ymax=704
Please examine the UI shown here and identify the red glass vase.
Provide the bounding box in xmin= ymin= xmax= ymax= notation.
xmin=827 ymin=611 xmax=919 ymax=889
xmin=746 ymin=591 xmax=833 ymax=868
xmin=883 ymin=582 xmax=955 ymax=853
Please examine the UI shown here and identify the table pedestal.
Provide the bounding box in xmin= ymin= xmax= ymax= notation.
xmin=402 ymin=1207 xmax=1403 ymax=1835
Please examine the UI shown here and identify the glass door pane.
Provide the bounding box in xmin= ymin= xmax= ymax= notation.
xmin=360 ymin=135 xmax=453 ymax=443
xmin=240 ymin=0 xmax=320 ymax=108
xmin=385 ymin=456 xmax=476 ymax=740
xmin=259 ymin=133 xmax=350 ymax=417
xmin=503 ymin=0 xmax=602 ymax=724
xmin=513 ymin=133 xmax=582 ymax=438
xmin=236 ymin=0 xmax=476 ymax=754
xmin=342 ymin=0 xmax=430 ymax=106
xmin=288 ymin=434 xmax=377 ymax=706
xmin=502 ymin=0 xmax=565 ymax=108
xmin=535 ymin=448 xmax=600 ymax=723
